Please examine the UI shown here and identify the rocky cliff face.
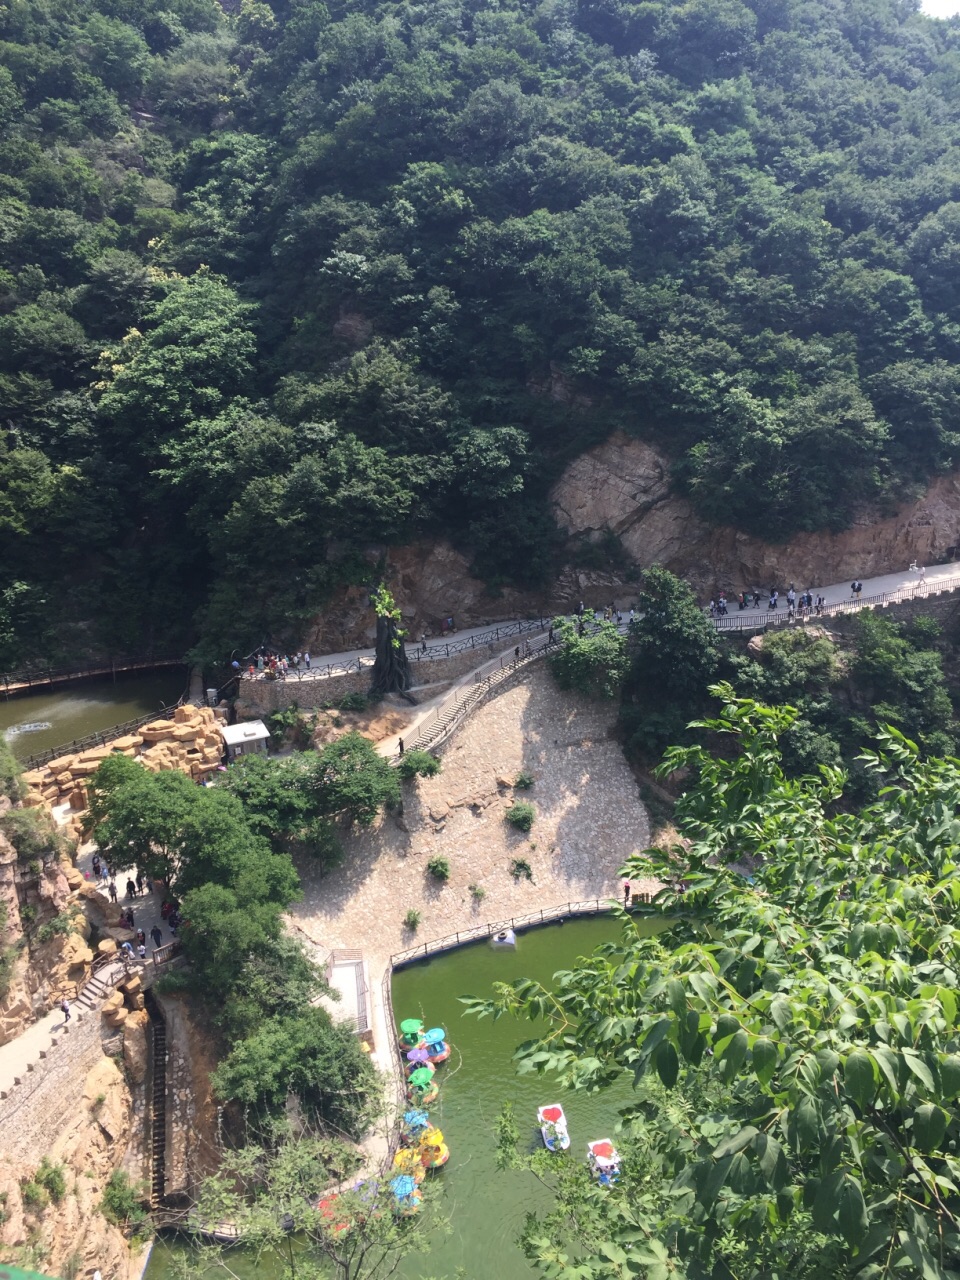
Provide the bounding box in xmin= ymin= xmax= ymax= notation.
xmin=550 ymin=432 xmax=960 ymax=596
xmin=0 ymin=1053 xmax=146 ymax=1280
xmin=0 ymin=811 xmax=93 ymax=1048
xmin=304 ymin=433 xmax=960 ymax=648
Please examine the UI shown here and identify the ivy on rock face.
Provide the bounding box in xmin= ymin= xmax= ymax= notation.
xmin=466 ymin=690 xmax=960 ymax=1278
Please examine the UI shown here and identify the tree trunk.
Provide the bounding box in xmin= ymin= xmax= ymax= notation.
xmin=370 ymin=615 xmax=412 ymax=700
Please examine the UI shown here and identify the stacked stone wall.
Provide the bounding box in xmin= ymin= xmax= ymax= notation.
xmin=239 ymin=642 xmax=521 ymax=714
xmin=0 ymin=1010 xmax=106 ymax=1164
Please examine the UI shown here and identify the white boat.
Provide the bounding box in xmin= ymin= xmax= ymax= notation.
xmin=491 ymin=927 xmax=516 ymax=947
xmin=537 ymin=1105 xmax=570 ymax=1151
xmin=587 ymin=1138 xmax=620 ymax=1185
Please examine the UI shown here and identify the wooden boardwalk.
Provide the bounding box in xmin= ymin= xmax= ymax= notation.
xmin=1 ymin=656 xmax=184 ymax=698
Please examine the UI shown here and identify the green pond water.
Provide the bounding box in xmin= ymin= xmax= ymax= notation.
xmin=0 ymin=671 xmax=189 ymax=761
xmin=145 ymin=914 xmax=659 ymax=1280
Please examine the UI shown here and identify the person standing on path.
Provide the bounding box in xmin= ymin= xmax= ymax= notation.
xmin=59 ymin=999 xmax=70 ymax=1022
xmin=515 ymin=645 xmax=521 ymax=662
xmin=126 ymin=877 xmax=137 ymax=899
xmin=304 ymin=651 xmax=311 ymax=669
xmin=136 ymin=870 xmax=144 ymax=894
xmin=398 ymin=738 xmax=404 ymax=756
xmin=151 ymin=925 xmax=163 ymax=948
xmin=920 ymin=566 xmax=926 ymax=584
xmin=108 ymin=880 xmax=117 ymax=903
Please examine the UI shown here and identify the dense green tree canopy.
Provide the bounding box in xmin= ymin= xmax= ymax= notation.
xmin=469 ymin=690 xmax=960 ymax=1279
xmin=5 ymin=0 xmax=960 ymax=663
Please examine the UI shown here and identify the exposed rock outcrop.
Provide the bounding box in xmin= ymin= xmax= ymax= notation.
xmin=550 ymin=432 xmax=960 ymax=595
xmin=304 ymin=433 xmax=960 ymax=649
xmin=0 ymin=1054 xmax=145 ymax=1280
xmin=21 ymin=703 xmax=224 ymax=824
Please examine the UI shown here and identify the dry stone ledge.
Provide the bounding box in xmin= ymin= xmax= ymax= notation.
xmin=23 ymin=704 xmax=225 ymax=818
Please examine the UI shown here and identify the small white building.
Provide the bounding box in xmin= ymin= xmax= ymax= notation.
xmin=221 ymin=719 xmax=271 ymax=761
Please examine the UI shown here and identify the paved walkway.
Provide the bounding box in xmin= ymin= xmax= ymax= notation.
xmin=247 ymin=559 xmax=960 ymax=683
xmin=710 ymin=560 xmax=960 ymax=627
xmin=0 ymin=1003 xmax=75 ymax=1097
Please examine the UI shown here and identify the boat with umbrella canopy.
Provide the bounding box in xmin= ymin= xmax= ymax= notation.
xmin=399 ymin=1018 xmax=425 ymax=1049
xmin=422 ymin=1027 xmax=450 ymax=1064
xmin=392 ymin=1148 xmax=426 ymax=1183
xmin=400 ymin=1108 xmax=431 ymax=1146
xmin=404 ymin=1046 xmax=432 ymax=1075
xmin=537 ymin=1104 xmax=570 ymax=1152
xmin=587 ymin=1139 xmax=621 ymax=1186
xmin=419 ymin=1127 xmax=450 ymax=1169
xmin=389 ymin=1175 xmax=422 ymax=1216
xmin=407 ymin=1066 xmax=439 ymax=1105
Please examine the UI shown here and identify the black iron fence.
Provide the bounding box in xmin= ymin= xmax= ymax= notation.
xmin=1 ymin=655 xmax=184 ymax=697
xmin=20 ymin=697 xmax=186 ymax=771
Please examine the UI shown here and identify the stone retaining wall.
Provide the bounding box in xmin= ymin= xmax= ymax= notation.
xmin=828 ymin=589 xmax=960 ymax=633
xmin=0 ymin=1011 xmax=106 ymax=1164
xmin=239 ymin=642 xmax=520 ymax=714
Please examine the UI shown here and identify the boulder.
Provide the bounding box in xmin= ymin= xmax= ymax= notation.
xmin=102 ymin=990 xmax=123 ymax=1013
xmin=122 ymin=1009 xmax=150 ymax=1082
xmin=68 ymin=788 xmax=87 ymax=811
xmin=103 ymin=1005 xmax=128 ymax=1028
xmin=120 ymin=975 xmax=141 ymax=998
xmin=97 ymin=938 xmax=118 ymax=957
xmin=63 ymin=863 xmax=84 ymax=890
xmin=110 ymin=734 xmax=143 ymax=751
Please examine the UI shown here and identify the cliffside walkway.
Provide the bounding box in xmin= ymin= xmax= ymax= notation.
xmin=244 ymin=558 xmax=960 ymax=690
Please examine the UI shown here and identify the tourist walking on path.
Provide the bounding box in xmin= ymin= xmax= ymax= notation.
xmin=126 ymin=878 xmax=137 ymax=899
xmin=59 ymin=999 xmax=70 ymax=1023
xmin=151 ymin=925 xmax=163 ymax=948
xmin=108 ymin=880 xmax=117 ymax=903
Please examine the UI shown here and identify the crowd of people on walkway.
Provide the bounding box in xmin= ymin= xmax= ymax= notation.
xmin=707 ymin=585 xmax=829 ymax=620
xmin=233 ymin=648 xmax=312 ymax=680
xmin=86 ymin=851 xmax=177 ymax=957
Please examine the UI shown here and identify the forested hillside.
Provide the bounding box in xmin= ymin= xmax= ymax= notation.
xmin=4 ymin=0 xmax=960 ymax=664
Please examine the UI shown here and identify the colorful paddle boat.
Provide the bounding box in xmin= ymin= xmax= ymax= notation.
xmin=405 ymin=1047 xmax=432 ymax=1074
xmin=419 ymin=1127 xmax=450 ymax=1169
xmin=407 ymin=1066 xmax=439 ymax=1105
xmin=392 ymin=1148 xmax=426 ymax=1183
xmin=537 ymin=1104 xmax=571 ymax=1152
xmin=389 ymin=1175 xmax=422 ymax=1216
xmin=399 ymin=1018 xmax=425 ymax=1049
xmin=400 ymin=1108 xmax=431 ymax=1146
xmin=422 ymin=1027 xmax=450 ymax=1064
xmin=587 ymin=1139 xmax=621 ymax=1186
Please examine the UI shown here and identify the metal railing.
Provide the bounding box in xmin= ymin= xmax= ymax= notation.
xmin=242 ymin=618 xmax=552 ymax=685
xmin=1 ymin=654 xmax=184 ymax=697
xmin=710 ymin=573 xmax=960 ymax=632
xmin=399 ymin=631 xmax=557 ymax=758
xmin=380 ymin=962 xmax=406 ymax=1177
xmin=390 ymin=898 xmax=615 ymax=968
xmin=20 ymin=697 xmax=188 ymax=771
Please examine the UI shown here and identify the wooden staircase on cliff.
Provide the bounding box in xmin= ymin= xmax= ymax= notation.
xmin=145 ymin=991 xmax=167 ymax=1207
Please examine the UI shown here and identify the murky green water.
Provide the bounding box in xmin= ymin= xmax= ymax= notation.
xmin=0 ymin=671 xmax=188 ymax=760
xmin=145 ymin=915 xmax=662 ymax=1280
